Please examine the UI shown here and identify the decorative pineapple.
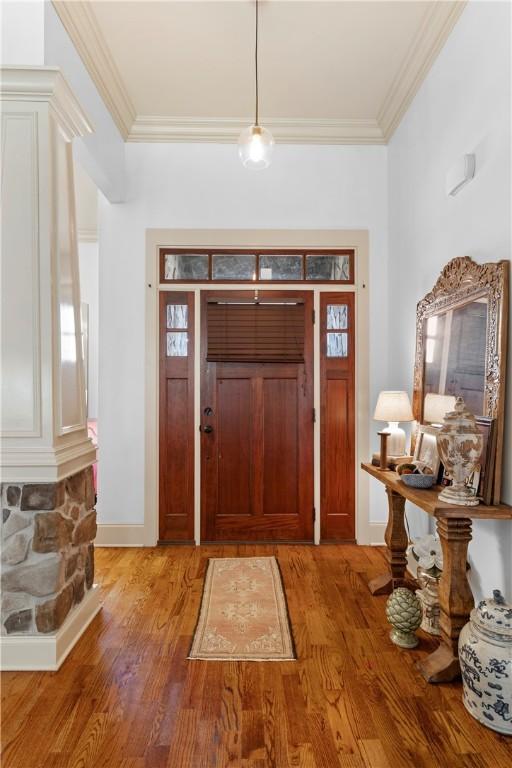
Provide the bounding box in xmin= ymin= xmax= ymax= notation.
xmin=386 ymin=587 xmax=423 ymax=648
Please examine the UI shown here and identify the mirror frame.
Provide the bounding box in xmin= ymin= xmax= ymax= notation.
xmin=413 ymin=256 xmax=509 ymax=504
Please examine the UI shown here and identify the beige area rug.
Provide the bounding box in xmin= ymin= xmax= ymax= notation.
xmin=188 ymin=556 xmax=296 ymax=661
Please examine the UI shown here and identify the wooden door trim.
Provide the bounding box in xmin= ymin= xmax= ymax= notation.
xmin=145 ymin=229 xmax=370 ymax=548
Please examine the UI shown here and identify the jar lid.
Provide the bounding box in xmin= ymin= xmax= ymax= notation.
xmin=471 ymin=590 xmax=512 ymax=638
xmin=441 ymin=396 xmax=478 ymax=431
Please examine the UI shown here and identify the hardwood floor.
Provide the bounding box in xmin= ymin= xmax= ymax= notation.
xmin=2 ymin=545 xmax=511 ymax=767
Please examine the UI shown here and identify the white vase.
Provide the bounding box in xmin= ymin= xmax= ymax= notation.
xmin=436 ymin=397 xmax=483 ymax=506
xmin=459 ymin=590 xmax=512 ymax=735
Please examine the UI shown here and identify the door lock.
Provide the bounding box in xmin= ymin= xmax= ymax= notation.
xmin=202 ymin=425 xmax=213 ymax=434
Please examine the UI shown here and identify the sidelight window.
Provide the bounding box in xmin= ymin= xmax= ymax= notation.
xmin=326 ymin=303 xmax=349 ymax=357
xmin=326 ymin=304 xmax=348 ymax=329
xmin=166 ymin=303 xmax=189 ymax=356
xmin=326 ymin=333 xmax=348 ymax=358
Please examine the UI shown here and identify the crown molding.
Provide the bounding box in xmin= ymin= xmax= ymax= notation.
xmin=50 ymin=0 xmax=466 ymax=146
xmin=52 ymin=0 xmax=136 ymax=139
xmin=378 ymin=0 xmax=467 ymax=141
xmin=0 ymin=66 xmax=93 ymax=140
xmin=128 ymin=116 xmax=386 ymax=144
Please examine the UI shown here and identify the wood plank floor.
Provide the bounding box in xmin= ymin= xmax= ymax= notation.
xmin=2 ymin=545 xmax=511 ymax=768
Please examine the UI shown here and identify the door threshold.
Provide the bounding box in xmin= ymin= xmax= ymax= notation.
xmin=200 ymin=539 xmax=315 ymax=545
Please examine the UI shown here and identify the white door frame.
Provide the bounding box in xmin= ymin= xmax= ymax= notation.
xmin=145 ymin=229 xmax=371 ymax=546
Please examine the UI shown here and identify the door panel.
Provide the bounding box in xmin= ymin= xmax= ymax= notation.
xmin=164 ymin=378 xmax=190 ymax=517
xmin=201 ymin=290 xmax=313 ymax=542
xmin=320 ymin=292 xmax=355 ymax=541
xmin=217 ymin=378 xmax=252 ymax=517
xmin=159 ymin=291 xmax=194 ymax=542
xmin=263 ymin=378 xmax=298 ymax=517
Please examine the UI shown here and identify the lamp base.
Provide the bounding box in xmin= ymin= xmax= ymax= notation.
xmin=382 ymin=422 xmax=407 ymax=457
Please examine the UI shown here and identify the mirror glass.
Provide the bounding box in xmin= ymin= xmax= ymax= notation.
xmin=423 ymin=297 xmax=488 ymax=416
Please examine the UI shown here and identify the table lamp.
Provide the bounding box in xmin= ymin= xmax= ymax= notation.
xmin=423 ymin=393 xmax=456 ymax=426
xmin=373 ymin=391 xmax=414 ymax=458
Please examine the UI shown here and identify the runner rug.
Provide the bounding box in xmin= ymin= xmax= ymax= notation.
xmin=188 ymin=556 xmax=296 ymax=661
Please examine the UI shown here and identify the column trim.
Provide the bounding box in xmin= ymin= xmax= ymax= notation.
xmin=0 ymin=66 xmax=93 ymax=139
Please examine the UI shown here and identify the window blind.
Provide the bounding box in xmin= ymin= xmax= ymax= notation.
xmin=206 ymin=301 xmax=305 ymax=363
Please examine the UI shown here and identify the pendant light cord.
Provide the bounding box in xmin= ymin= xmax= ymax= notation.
xmin=255 ymin=0 xmax=259 ymax=126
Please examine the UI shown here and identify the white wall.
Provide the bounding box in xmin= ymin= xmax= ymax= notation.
xmin=98 ymin=143 xmax=389 ymax=527
xmin=388 ymin=0 xmax=511 ymax=600
xmin=78 ymin=242 xmax=99 ymax=420
xmin=43 ymin=1 xmax=126 ymax=202
xmin=1 ymin=1 xmax=45 ymax=65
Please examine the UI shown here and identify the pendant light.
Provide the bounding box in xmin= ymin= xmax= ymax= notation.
xmin=238 ymin=0 xmax=274 ymax=169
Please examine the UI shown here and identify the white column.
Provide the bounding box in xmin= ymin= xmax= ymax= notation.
xmin=1 ymin=66 xmax=96 ymax=481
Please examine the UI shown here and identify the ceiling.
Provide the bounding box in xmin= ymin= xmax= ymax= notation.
xmin=53 ymin=0 xmax=466 ymax=144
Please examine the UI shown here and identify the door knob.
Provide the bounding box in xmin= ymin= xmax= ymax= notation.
xmin=202 ymin=425 xmax=213 ymax=434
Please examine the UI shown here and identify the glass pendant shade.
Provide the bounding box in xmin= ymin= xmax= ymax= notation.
xmin=238 ymin=125 xmax=274 ymax=169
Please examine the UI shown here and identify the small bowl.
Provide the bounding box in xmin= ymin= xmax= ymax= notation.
xmin=400 ymin=473 xmax=435 ymax=489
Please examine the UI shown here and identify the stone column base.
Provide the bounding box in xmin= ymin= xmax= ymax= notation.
xmin=1 ymin=467 xmax=100 ymax=669
xmin=0 ymin=584 xmax=100 ymax=670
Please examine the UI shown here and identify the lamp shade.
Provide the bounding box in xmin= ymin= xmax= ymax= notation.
xmin=238 ymin=125 xmax=274 ymax=169
xmin=424 ymin=393 xmax=456 ymax=424
xmin=373 ymin=391 xmax=414 ymax=422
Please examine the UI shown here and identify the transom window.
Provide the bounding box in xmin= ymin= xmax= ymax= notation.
xmin=160 ymin=249 xmax=354 ymax=284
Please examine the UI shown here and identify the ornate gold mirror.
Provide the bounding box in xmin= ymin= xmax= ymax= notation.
xmin=413 ymin=256 xmax=509 ymax=503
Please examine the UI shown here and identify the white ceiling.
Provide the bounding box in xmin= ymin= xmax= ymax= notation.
xmin=53 ymin=0 xmax=466 ymax=143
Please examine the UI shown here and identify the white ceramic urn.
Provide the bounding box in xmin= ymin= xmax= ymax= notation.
xmin=436 ymin=397 xmax=483 ymax=506
xmin=459 ymin=590 xmax=512 ymax=734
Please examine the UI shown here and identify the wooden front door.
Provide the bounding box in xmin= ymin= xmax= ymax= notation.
xmin=201 ymin=290 xmax=314 ymax=541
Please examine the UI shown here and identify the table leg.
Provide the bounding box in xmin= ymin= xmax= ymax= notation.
xmin=418 ymin=516 xmax=473 ymax=683
xmin=368 ymin=487 xmax=410 ymax=595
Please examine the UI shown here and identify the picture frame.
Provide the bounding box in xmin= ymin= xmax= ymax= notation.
xmin=413 ymin=424 xmax=441 ymax=478
xmin=466 ymin=465 xmax=481 ymax=498
xmin=475 ymin=416 xmax=497 ymax=505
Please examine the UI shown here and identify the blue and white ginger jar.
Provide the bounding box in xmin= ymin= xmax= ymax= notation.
xmin=459 ymin=589 xmax=512 ymax=734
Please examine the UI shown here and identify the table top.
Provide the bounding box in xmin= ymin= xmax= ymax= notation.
xmin=361 ymin=462 xmax=512 ymax=520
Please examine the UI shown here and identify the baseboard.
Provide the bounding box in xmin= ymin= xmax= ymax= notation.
xmin=95 ymin=524 xmax=145 ymax=547
xmin=0 ymin=584 xmax=101 ymax=671
xmin=368 ymin=522 xmax=386 ymax=545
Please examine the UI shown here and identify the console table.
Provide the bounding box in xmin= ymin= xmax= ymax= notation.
xmin=361 ymin=462 xmax=512 ymax=683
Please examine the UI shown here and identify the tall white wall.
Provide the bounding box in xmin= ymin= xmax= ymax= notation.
xmin=78 ymin=242 xmax=99 ymax=420
xmin=1 ymin=1 xmax=45 ymax=65
xmin=98 ymin=143 xmax=389 ymax=528
xmin=388 ymin=0 xmax=511 ymax=600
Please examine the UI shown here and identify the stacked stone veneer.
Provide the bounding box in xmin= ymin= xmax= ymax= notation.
xmin=1 ymin=467 xmax=96 ymax=635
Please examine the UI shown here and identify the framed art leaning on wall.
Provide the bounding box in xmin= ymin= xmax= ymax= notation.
xmin=413 ymin=424 xmax=441 ymax=478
